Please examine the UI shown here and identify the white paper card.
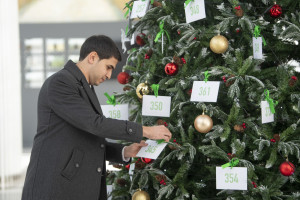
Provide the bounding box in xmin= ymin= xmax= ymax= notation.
xmin=136 ymin=140 xmax=167 ymax=159
xmin=142 ymin=95 xmax=171 ymax=117
xmin=253 ymin=37 xmax=263 ymax=59
xmin=185 ymin=0 xmax=206 ymax=23
xmin=190 ymin=81 xmax=220 ymax=102
xmin=129 ymin=163 xmax=135 ymax=181
xmin=101 ymin=104 xmax=128 ymax=120
xmin=130 ymin=0 xmax=150 ymax=19
xmin=216 ymin=167 xmax=247 ymax=190
xmin=261 ymin=101 xmax=274 ymax=124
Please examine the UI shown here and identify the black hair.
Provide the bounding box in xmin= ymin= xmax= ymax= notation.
xmin=79 ymin=35 xmax=122 ymax=62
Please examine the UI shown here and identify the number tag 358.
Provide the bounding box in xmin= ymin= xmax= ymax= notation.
xmin=101 ymin=104 xmax=129 ymax=120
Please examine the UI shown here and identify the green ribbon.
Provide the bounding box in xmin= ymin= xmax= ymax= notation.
xmin=254 ymin=25 xmax=266 ymax=46
xmin=151 ymin=84 xmax=160 ymax=97
xmin=184 ymin=0 xmax=194 ymax=8
xmin=151 ymin=0 xmax=154 ymax=4
xmin=204 ymin=71 xmax=210 ymax=83
xmin=154 ymin=20 xmax=171 ymax=43
xmin=157 ymin=139 xmax=165 ymax=144
xmin=222 ymin=158 xmax=239 ymax=169
xmin=125 ymin=25 xmax=129 ymax=36
xmin=104 ymin=92 xmax=119 ymax=106
xmin=124 ymin=3 xmax=133 ymax=18
xmin=264 ymin=89 xmax=278 ymax=114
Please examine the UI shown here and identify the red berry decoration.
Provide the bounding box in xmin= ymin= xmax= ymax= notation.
xmin=270 ymin=4 xmax=282 ymax=18
xmin=165 ymin=63 xmax=179 ymax=76
xmin=136 ymin=33 xmax=146 ymax=46
xmin=181 ymin=57 xmax=186 ymax=64
xmin=270 ymin=139 xmax=276 ymax=143
xmin=141 ymin=157 xmax=152 ymax=164
xmin=279 ymin=161 xmax=295 ymax=176
xmin=125 ymin=164 xmax=130 ymax=170
xmin=117 ymin=72 xmax=130 ymax=84
xmin=252 ymin=181 xmax=257 ymax=188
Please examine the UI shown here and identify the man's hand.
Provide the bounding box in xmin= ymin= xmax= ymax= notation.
xmin=124 ymin=140 xmax=148 ymax=158
xmin=142 ymin=125 xmax=172 ymax=142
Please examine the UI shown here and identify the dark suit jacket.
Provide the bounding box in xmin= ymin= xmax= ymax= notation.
xmin=22 ymin=60 xmax=143 ymax=200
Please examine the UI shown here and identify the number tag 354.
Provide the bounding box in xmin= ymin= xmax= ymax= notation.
xmin=216 ymin=167 xmax=247 ymax=190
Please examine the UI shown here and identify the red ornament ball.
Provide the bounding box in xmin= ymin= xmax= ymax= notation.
xmin=279 ymin=161 xmax=295 ymax=176
xmin=117 ymin=72 xmax=130 ymax=84
xmin=136 ymin=33 xmax=146 ymax=46
xmin=165 ymin=63 xmax=179 ymax=76
xmin=141 ymin=157 xmax=152 ymax=164
xmin=270 ymin=4 xmax=282 ymax=18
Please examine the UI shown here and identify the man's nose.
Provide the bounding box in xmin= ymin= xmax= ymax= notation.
xmin=106 ymin=70 xmax=112 ymax=80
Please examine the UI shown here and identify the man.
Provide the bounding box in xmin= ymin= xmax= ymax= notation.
xmin=22 ymin=35 xmax=172 ymax=200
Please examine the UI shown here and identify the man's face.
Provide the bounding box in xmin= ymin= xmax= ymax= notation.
xmin=88 ymin=55 xmax=118 ymax=86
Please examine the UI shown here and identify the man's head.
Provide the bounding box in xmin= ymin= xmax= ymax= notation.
xmin=77 ymin=35 xmax=122 ymax=86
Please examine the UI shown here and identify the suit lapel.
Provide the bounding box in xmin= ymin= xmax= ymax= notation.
xmin=81 ymin=80 xmax=102 ymax=114
xmin=64 ymin=60 xmax=102 ymax=114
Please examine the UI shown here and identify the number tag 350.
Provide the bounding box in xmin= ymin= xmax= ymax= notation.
xmin=142 ymin=95 xmax=171 ymax=117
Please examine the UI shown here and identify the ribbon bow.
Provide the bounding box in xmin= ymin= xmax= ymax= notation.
xmin=222 ymin=158 xmax=239 ymax=169
xmin=151 ymin=84 xmax=160 ymax=97
xmin=124 ymin=3 xmax=133 ymax=18
xmin=104 ymin=92 xmax=119 ymax=106
xmin=156 ymin=139 xmax=165 ymax=144
xmin=254 ymin=25 xmax=266 ymax=46
xmin=154 ymin=20 xmax=171 ymax=43
xmin=264 ymin=89 xmax=278 ymax=114
xmin=204 ymin=71 xmax=210 ymax=83
xmin=184 ymin=0 xmax=194 ymax=8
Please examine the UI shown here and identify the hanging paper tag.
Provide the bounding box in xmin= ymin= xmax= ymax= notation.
xmin=136 ymin=139 xmax=167 ymax=159
xmin=130 ymin=0 xmax=150 ymax=19
xmin=107 ymin=185 xmax=113 ymax=200
xmin=130 ymin=33 xmax=135 ymax=45
xmin=261 ymin=101 xmax=274 ymax=124
xmin=185 ymin=0 xmax=206 ymax=23
xmin=129 ymin=163 xmax=135 ymax=181
xmin=142 ymin=95 xmax=171 ymax=117
xmin=101 ymin=104 xmax=129 ymax=120
xmin=190 ymin=81 xmax=220 ymax=102
xmin=253 ymin=37 xmax=263 ymax=59
xmin=216 ymin=167 xmax=247 ymax=190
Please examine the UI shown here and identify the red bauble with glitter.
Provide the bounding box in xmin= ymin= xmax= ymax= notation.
xmin=270 ymin=4 xmax=282 ymax=18
xmin=165 ymin=63 xmax=179 ymax=76
xmin=279 ymin=161 xmax=295 ymax=176
xmin=117 ymin=72 xmax=130 ymax=84
xmin=136 ymin=33 xmax=146 ymax=46
xmin=141 ymin=157 xmax=152 ymax=164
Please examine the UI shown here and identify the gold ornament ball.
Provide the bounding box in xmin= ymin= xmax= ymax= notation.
xmin=194 ymin=114 xmax=213 ymax=133
xmin=136 ymin=83 xmax=150 ymax=98
xmin=209 ymin=35 xmax=229 ymax=54
xmin=132 ymin=189 xmax=150 ymax=200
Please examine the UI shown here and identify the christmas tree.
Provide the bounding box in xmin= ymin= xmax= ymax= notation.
xmin=109 ymin=0 xmax=300 ymax=199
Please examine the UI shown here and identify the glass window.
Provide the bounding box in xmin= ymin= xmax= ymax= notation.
xmin=46 ymin=38 xmax=65 ymax=53
xmin=24 ymin=38 xmax=43 ymax=54
xmin=68 ymin=38 xmax=85 ymax=52
xmin=46 ymin=55 xmax=65 ymax=70
xmin=25 ymin=71 xmax=44 ymax=88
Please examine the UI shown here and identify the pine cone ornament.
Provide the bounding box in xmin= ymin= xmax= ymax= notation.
xmin=116 ymin=178 xmax=127 ymax=186
xmin=155 ymin=174 xmax=166 ymax=182
xmin=289 ymin=76 xmax=298 ymax=87
xmin=173 ymin=56 xmax=184 ymax=67
xmin=153 ymin=1 xmax=162 ymax=7
xmin=135 ymin=161 xmax=146 ymax=169
xmin=123 ymin=86 xmax=131 ymax=91
xmin=273 ymin=134 xmax=280 ymax=142
xmin=234 ymin=6 xmax=244 ymax=17
xmin=112 ymin=164 xmax=122 ymax=169
xmin=226 ymin=75 xmax=235 ymax=87
xmin=234 ymin=125 xmax=244 ymax=132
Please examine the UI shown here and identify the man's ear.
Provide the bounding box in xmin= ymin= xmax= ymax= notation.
xmin=87 ymin=51 xmax=98 ymax=64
